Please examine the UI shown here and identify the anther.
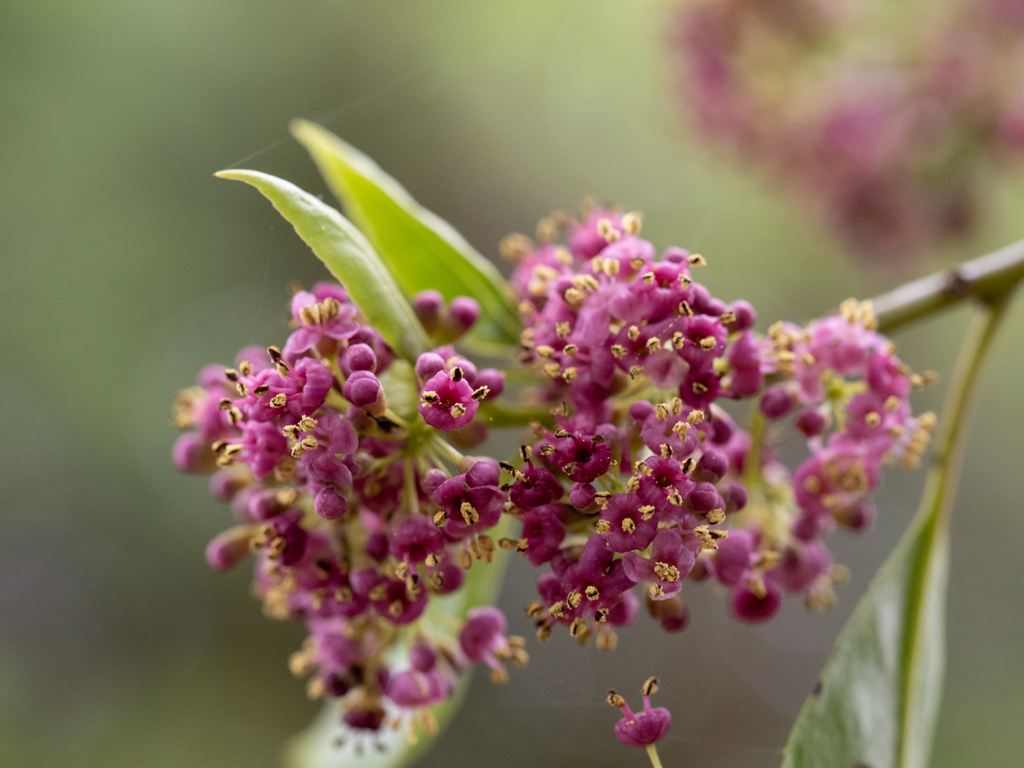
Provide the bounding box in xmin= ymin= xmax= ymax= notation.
xmin=524 ymin=601 xmax=544 ymax=618
xmin=567 ymin=590 xmax=582 ymax=609
xmin=681 ymin=457 xmax=697 ymax=473
xmin=641 ymin=676 xmax=659 ymax=696
xmin=607 ymin=691 xmax=626 ymax=708
xmin=224 ymin=368 xmax=239 ymax=382
xmin=460 ymin=502 xmax=479 ymax=525
xmin=564 ymin=287 xmax=585 ymax=305
xmin=597 ymin=218 xmax=620 ymax=243
xmin=621 ymin=518 xmax=636 ymax=533
xmin=699 ymin=336 xmax=717 ymax=351
xmin=585 ymin=585 xmax=600 ymax=601
xmin=569 ymin=617 xmax=587 ymax=637
xmin=621 ymin=212 xmax=642 ymax=235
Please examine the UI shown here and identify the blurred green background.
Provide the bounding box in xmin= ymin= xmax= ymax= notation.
xmin=2 ymin=1 xmax=1022 ymax=766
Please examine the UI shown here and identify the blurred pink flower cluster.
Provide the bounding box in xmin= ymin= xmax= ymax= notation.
xmin=675 ymin=0 xmax=1024 ymax=261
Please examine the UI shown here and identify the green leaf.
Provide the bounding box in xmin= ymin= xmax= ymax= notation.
xmin=284 ymin=516 xmax=515 ymax=768
xmin=781 ymin=301 xmax=1010 ymax=768
xmin=779 ymin=475 xmax=950 ymax=768
xmin=290 ymin=120 xmax=521 ymax=353
xmin=215 ymin=169 xmax=429 ymax=362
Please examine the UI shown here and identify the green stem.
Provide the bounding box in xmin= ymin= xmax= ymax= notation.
xmin=893 ymin=294 xmax=1011 ymax=767
xmin=477 ymin=399 xmax=554 ymax=428
xmin=872 ymin=237 xmax=1024 ymax=333
xmin=430 ymin=436 xmax=465 ymax=466
xmin=645 ymin=743 xmax=664 ymax=768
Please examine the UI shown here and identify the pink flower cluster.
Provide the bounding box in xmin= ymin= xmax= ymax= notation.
xmin=503 ymin=210 xmax=934 ymax=637
xmin=675 ymin=0 xmax=1024 ymax=260
xmin=172 ymin=281 xmax=524 ymax=740
xmin=696 ymin=301 xmax=937 ymax=619
xmin=171 ymin=203 xmax=936 ymax=749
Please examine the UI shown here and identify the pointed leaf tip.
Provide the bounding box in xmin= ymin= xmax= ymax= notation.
xmin=216 ymin=168 xmax=429 ymax=361
xmin=290 ymin=120 xmax=520 ymax=351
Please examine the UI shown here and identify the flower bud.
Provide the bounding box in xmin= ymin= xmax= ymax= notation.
xmin=759 ymin=384 xmax=796 ymax=419
xmin=473 ymin=368 xmax=505 ymax=400
xmin=340 ymin=343 xmax=377 ymax=375
xmin=409 ymin=642 xmax=437 ymax=673
xmin=724 ymin=481 xmax=748 ymax=513
xmin=343 ymin=370 xmax=387 ymax=416
xmin=205 ymin=525 xmax=255 ymax=571
xmin=365 ymin=532 xmax=390 ymax=562
xmin=415 ymin=352 xmax=446 ymax=382
xmin=314 ymin=487 xmax=347 ymax=520
xmin=646 ymin=593 xmax=689 ymax=633
xmin=628 ymin=400 xmax=655 ymax=422
xmin=731 ymin=578 xmax=782 ymax=623
xmin=833 ymin=500 xmax=875 ymax=531
xmin=570 ymin=481 xmax=597 ymax=510
xmin=209 ymin=470 xmax=247 ymax=502
xmin=421 ymin=468 xmax=448 ymax=496
xmin=446 ymin=296 xmax=481 ymax=338
xmin=172 ymin=433 xmax=209 ymax=474
xmin=413 ymin=290 xmax=445 ymax=334
xmin=694 ymin=448 xmax=728 ymax=483
xmin=724 ymin=300 xmax=756 ymax=332
xmin=688 ymin=482 xmax=724 ymax=513
xmin=795 ymin=408 xmax=827 ymax=437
